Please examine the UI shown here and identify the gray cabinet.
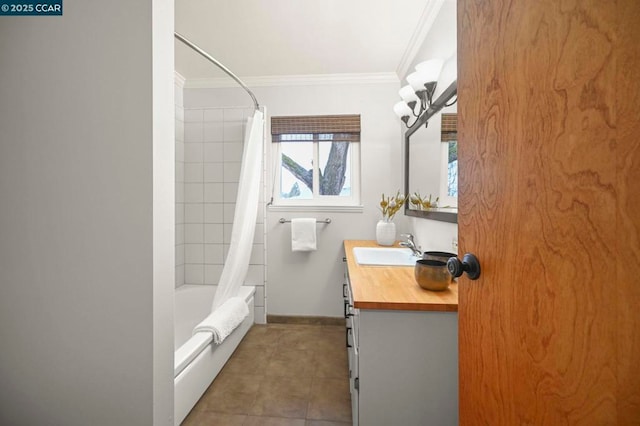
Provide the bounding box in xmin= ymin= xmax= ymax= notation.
xmin=343 ymin=270 xmax=359 ymax=425
xmin=344 ymin=266 xmax=458 ymax=426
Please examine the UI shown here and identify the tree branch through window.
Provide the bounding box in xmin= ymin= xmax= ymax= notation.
xmin=281 ymin=142 xmax=349 ymax=196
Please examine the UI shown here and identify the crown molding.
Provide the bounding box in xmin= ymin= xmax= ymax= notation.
xmin=174 ymin=71 xmax=186 ymax=88
xmin=182 ymin=72 xmax=400 ymax=89
xmin=396 ymin=0 xmax=445 ymax=79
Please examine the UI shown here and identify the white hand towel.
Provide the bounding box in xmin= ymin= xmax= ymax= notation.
xmin=192 ymin=296 xmax=249 ymax=344
xmin=291 ymin=218 xmax=317 ymax=251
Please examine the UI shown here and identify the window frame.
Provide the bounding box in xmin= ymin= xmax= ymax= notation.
xmin=272 ymin=134 xmax=361 ymax=208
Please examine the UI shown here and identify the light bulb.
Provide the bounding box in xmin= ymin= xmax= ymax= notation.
xmin=433 ymin=53 xmax=457 ymax=100
xmin=415 ymin=59 xmax=444 ymax=82
xmin=399 ymin=85 xmax=419 ymax=104
xmin=406 ymin=71 xmax=429 ymax=92
xmin=393 ymin=101 xmax=413 ymax=119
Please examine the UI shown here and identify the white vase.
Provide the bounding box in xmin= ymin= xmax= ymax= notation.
xmin=376 ymin=220 xmax=396 ymax=246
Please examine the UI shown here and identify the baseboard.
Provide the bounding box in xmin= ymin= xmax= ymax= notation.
xmin=267 ymin=314 xmax=345 ymax=326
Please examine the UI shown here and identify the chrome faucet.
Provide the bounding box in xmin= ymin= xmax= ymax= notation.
xmin=400 ymin=234 xmax=422 ymax=257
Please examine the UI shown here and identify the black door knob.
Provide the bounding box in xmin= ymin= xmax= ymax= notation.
xmin=447 ymin=253 xmax=481 ymax=280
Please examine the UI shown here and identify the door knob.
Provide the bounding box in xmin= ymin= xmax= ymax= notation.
xmin=447 ymin=253 xmax=481 ymax=280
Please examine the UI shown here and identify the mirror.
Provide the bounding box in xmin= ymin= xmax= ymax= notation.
xmin=404 ymin=81 xmax=458 ymax=223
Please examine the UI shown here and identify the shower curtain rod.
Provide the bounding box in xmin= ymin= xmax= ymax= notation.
xmin=174 ymin=32 xmax=260 ymax=110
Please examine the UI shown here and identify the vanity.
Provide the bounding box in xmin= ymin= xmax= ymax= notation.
xmin=343 ymin=240 xmax=458 ymax=426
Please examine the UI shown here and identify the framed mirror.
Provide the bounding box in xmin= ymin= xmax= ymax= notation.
xmin=404 ymin=81 xmax=458 ymax=223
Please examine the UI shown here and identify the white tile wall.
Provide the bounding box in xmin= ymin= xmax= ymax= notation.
xmin=204 ymin=183 xmax=224 ymax=202
xmin=175 ymin=224 xmax=184 ymax=244
xmin=249 ymin=244 xmax=264 ymax=265
xmin=203 ymin=143 xmax=223 ymax=163
xmin=184 ymin=164 xmax=204 ymax=182
xmin=175 ymin=203 xmax=184 ymax=224
xmin=204 ymin=224 xmax=223 ymax=243
xmin=175 ymin=146 xmax=184 ymax=168
xmin=185 ymin=244 xmax=204 ymax=264
xmin=203 ymin=109 xmax=223 ymax=122
xmin=184 ymin=144 xmax=203 ymax=162
xmin=253 ymin=224 xmax=264 ymax=244
xmin=185 ymin=264 xmax=204 ymax=284
xmin=203 ymin=123 xmax=224 ymax=142
xmin=175 ymin=265 xmax=185 ymax=288
xmin=204 ymin=203 xmax=224 ymax=223
xmin=223 ymin=123 xmax=244 ymax=141
xmin=204 ymin=244 xmax=224 ymax=264
xmin=223 ymin=182 xmax=239 ymax=203
xmin=253 ymin=285 xmax=265 ymax=307
xmin=223 ymin=142 xmax=243 ymax=162
xmin=223 ymin=162 xmax=241 ymax=182
xmin=185 ymin=224 xmax=204 ymax=243
xmin=222 ymin=224 xmax=233 ymax=244
xmin=184 ymin=183 xmax=204 ymax=203
xmin=175 ymin=82 xmax=185 ymax=288
xmin=247 ymin=265 xmax=265 ymax=289
xmin=204 ymin=265 xmax=224 ymax=284
xmin=175 ymin=183 xmax=184 ymax=203
xmin=204 ymin=164 xmax=223 ymax=182
xmin=184 ymin=109 xmax=204 ymax=123
xmin=254 ymin=307 xmax=266 ymax=323
xmin=184 ymin=122 xmax=204 ymax=143
xmin=184 ymin=203 xmax=204 ymax=223
xmin=223 ymin=203 xmax=236 ymax=223
xmin=178 ymin=106 xmax=267 ymax=321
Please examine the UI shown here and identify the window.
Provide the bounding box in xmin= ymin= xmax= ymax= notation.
xmin=271 ymin=115 xmax=361 ymax=206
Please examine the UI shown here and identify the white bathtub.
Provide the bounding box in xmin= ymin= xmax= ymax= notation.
xmin=174 ymin=285 xmax=255 ymax=425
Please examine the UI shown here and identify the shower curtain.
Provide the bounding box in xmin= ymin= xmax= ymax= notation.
xmin=212 ymin=109 xmax=264 ymax=310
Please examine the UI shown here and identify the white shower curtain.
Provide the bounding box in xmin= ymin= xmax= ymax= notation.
xmin=212 ymin=109 xmax=264 ymax=310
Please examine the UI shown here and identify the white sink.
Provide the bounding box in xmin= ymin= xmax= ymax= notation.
xmin=352 ymin=247 xmax=420 ymax=266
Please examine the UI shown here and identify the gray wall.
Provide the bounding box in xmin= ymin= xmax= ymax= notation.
xmin=0 ymin=1 xmax=174 ymax=424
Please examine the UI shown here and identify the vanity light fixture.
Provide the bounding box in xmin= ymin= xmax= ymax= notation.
xmin=393 ymin=58 xmax=444 ymax=128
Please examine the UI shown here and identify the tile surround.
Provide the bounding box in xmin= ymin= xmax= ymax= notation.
xmin=175 ymin=82 xmax=185 ymax=288
xmin=177 ymin=105 xmax=267 ymax=323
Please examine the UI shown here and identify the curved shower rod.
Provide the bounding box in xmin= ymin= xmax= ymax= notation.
xmin=174 ymin=32 xmax=260 ymax=110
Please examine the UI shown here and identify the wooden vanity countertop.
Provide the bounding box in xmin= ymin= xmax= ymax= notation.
xmin=344 ymin=240 xmax=458 ymax=312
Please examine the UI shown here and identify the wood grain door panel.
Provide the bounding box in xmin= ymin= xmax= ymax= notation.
xmin=458 ymin=0 xmax=639 ymax=423
xmin=616 ymin=2 xmax=640 ymax=422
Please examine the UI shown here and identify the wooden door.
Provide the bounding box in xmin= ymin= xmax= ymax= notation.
xmin=457 ymin=0 xmax=640 ymax=424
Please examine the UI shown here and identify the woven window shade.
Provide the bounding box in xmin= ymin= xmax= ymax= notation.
xmin=271 ymin=114 xmax=360 ymax=143
xmin=441 ymin=113 xmax=457 ymax=142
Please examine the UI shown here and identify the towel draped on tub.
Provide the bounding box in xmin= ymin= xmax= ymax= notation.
xmin=193 ymin=296 xmax=249 ymax=344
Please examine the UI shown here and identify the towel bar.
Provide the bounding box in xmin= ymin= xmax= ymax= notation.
xmin=279 ymin=218 xmax=331 ymax=224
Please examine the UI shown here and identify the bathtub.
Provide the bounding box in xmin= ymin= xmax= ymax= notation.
xmin=174 ymin=285 xmax=255 ymax=425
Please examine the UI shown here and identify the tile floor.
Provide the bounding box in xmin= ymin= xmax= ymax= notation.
xmin=182 ymin=323 xmax=352 ymax=426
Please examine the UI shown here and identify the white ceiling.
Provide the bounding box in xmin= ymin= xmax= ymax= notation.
xmin=175 ymin=0 xmax=435 ymax=80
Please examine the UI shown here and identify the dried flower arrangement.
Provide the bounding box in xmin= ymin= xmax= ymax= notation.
xmin=379 ymin=191 xmax=405 ymax=221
